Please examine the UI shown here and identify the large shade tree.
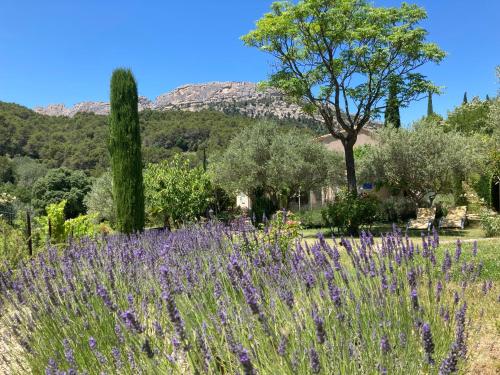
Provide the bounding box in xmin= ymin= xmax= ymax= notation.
xmin=243 ymin=0 xmax=445 ymax=192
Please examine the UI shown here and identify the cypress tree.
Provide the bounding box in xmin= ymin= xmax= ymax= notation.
xmin=427 ymin=91 xmax=434 ymax=117
xmin=486 ymin=94 xmax=490 ymax=101
xmin=463 ymin=92 xmax=468 ymax=104
xmin=384 ymin=76 xmax=401 ymax=128
xmin=109 ymin=68 xmax=145 ymax=233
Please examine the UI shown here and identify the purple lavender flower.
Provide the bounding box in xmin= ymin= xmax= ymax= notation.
xmin=438 ymin=342 xmax=460 ymax=375
xmin=422 ymin=323 xmax=435 ymax=364
xmin=380 ymin=335 xmax=391 ymax=354
xmin=278 ymin=334 xmax=288 ymax=356
xmin=162 ymin=290 xmax=187 ymax=344
xmin=472 ymin=240 xmax=478 ymax=257
xmin=88 ymin=336 xmax=97 ymax=351
xmin=62 ymin=339 xmax=76 ymax=367
xmin=114 ymin=323 xmax=125 ymax=343
xmin=453 ymin=291 xmax=460 ymax=305
xmin=120 ymin=310 xmax=143 ymax=333
xmin=328 ymin=281 xmax=342 ymax=308
xmin=411 ymin=289 xmax=419 ymax=310
xmin=309 ymin=347 xmax=321 ymax=374
xmin=312 ymin=307 xmax=326 ymax=344
xmin=96 ymin=284 xmax=116 ymax=311
xmin=407 ymin=268 xmax=417 ymax=288
xmin=454 ymin=240 xmax=462 ymax=262
xmin=436 ymin=280 xmax=443 ymax=302
xmin=111 ymin=347 xmax=122 ymax=369
xmin=238 ymin=347 xmax=255 ymax=375
xmin=442 ymin=251 xmax=452 ymax=273
xmin=455 ymin=302 xmax=467 ymax=358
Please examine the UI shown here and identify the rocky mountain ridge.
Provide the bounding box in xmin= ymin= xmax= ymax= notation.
xmin=33 ymin=82 xmax=309 ymax=122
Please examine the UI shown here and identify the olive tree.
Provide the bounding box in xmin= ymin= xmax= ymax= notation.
xmin=243 ymin=0 xmax=445 ymax=192
xmin=358 ymin=120 xmax=483 ymax=205
xmin=212 ymin=122 xmax=344 ymax=208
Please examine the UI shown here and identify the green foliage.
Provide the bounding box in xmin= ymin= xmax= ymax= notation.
xmin=0 ymin=101 xmax=321 ymax=177
xmin=84 ymin=172 xmax=115 ymax=226
xmin=322 ymin=190 xmax=379 ymax=234
xmin=0 ymin=156 xmax=14 ymax=183
xmin=445 ymin=98 xmax=492 ymax=135
xmin=64 ymin=213 xmax=99 ymax=239
xmin=471 ymin=174 xmax=493 ymax=207
xmin=358 ymin=120 xmax=484 ymax=205
xmin=295 ymin=208 xmax=325 ymax=229
xmin=463 ymin=92 xmax=468 ymax=105
xmin=243 ymin=0 xmax=445 ymax=191
xmin=213 ymin=122 xmax=344 ymax=207
xmin=144 ymin=154 xmax=213 ymax=227
xmin=109 ymin=68 xmax=145 ymax=234
xmin=479 ymin=211 xmax=500 ymax=237
xmin=38 ymin=200 xmax=67 ymax=243
xmin=377 ymin=196 xmax=416 ymax=223
xmin=32 ymin=168 xmax=91 ymax=218
xmin=263 ymin=210 xmax=301 ymax=254
xmin=384 ymin=76 xmax=401 ymax=128
xmin=0 ymin=192 xmax=17 ymax=224
xmin=36 ymin=200 xmax=99 ymax=244
xmin=0 ymin=217 xmax=25 ymax=267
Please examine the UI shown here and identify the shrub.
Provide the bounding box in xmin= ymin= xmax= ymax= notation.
xmin=296 ymin=208 xmax=325 ymax=228
xmin=377 ymin=196 xmax=416 ymax=223
xmin=322 ymin=190 xmax=379 ymax=234
xmin=0 ymin=217 xmax=25 ymax=267
xmin=480 ymin=211 xmax=500 ymax=237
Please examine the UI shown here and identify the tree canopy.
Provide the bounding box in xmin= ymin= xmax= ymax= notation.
xmin=32 ymin=167 xmax=91 ymax=218
xmin=357 ymin=120 xmax=483 ymax=205
xmin=212 ymin=121 xmax=344 ymax=206
xmin=243 ymin=0 xmax=445 ymax=191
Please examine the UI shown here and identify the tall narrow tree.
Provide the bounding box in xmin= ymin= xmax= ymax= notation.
xmin=109 ymin=69 xmax=145 ymax=233
xmin=427 ymin=91 xmax=434 ymax=117
xmin=384 ymin=76 xmax=401 ymax=128
xmin=463 ymin=92 xmax=468 ymax=104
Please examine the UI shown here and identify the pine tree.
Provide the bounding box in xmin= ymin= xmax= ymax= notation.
xmin=109 ymin=68 xmax=145 ymax=233
xmin=384 ymin=76 xmax=401 ymax=128
xmin=463 ymin=92 xmax=468 ymax=104
xmin=427 ymin=91 xmax=434 ymax=117
xmin=486 ymin=94 xmax=491 ymax=101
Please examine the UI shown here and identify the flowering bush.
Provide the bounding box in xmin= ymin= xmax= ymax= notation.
xmin=0 ymin=223 xmax=490 ymax=374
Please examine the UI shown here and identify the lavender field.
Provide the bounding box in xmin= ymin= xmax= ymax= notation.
xmin=0 ymin=221 xmax=496 ymax=374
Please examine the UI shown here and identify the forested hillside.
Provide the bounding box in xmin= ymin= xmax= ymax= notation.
xmin=0 ymin=101 xmax=315 ymax=175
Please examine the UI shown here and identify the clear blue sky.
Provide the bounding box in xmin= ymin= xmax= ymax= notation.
xmin=1 ymin=0 xmax=498 ymax=126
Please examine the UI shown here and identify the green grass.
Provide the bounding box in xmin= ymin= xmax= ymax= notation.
xmin=301 ymin=221 xmax=490 ymax=243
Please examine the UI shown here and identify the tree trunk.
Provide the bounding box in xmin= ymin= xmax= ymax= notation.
xmin=343 ymin=136 xmax=358 ymax=194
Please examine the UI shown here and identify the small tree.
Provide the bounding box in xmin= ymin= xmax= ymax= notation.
xmin=109 ymin=69 xmax=145 ymax=234
xmin=144 ymin=155 xmax=213 ymax=228
xmin=243 ymin=0 xmax=445 ymax=193
xmin=384 ymin=76 xmax=401 ymax=128
xmin=463 ymin=92 xmax=468 ymax=104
